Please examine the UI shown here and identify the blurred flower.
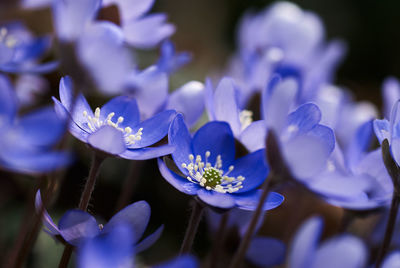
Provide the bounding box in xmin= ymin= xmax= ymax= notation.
xmin=0 ymin=22 xmax=57 ymax=74
xmin=288 ymin=217 xmax=368 ymax=268
xmin=15 ymin=74 xmax=48 ymax=107
xmin=53 ymin=76 xmax=176 ymax=159
xmin=158 ymin=114 xmax=284 ymax=210
xmin=0 ymin=74 xmax=70 ymax=174
xmin=156 ymin=40 xmax=192 ymax=74
xmin=36 ymin=191 xmax=163 ymax=252
xmin=381 ymin=77 xmax=400 ymax=120
xmin=204 ymin=77 xmax=265 ymax=152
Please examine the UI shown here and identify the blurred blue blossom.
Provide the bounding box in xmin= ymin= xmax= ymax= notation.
xmin=0 ymin=74 xmax=70 ymax=174
xmin=0 ymin=22 xmax=57 ymax=74
xmin=156 ymin=40 xmax=192 ymax=74
xmin=158 ymin=114 xmax=284 ymax=210
xmin=53 ymin=76 xmax=176 ymax=159
xmin=36 ymin=191 xmax=163 ymax=252
xmin=382 ymin=77 xmax=400 ymax=120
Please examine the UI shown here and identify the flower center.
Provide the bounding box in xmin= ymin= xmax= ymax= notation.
xmin=239 ymin=110 xmax=253 ymax=130
xmin=83 ymin=107 xmax=143 ymax=145
xmin=0 ymin=28 xmax=17 ymax=48
xmin=181 ymin=151 xmax=245 ymax=193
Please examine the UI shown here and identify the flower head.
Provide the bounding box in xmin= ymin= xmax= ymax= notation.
xmin=53 ymin=76 xmax=176 ymax=160
xmin=158 ymin=114 xmax=284 ymax=210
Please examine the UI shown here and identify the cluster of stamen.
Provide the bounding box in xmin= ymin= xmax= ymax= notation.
xmin=239 ymin=110 xmax=253 ymax=130
xmin=83 ymin=107 xmax=143 ymax=145
xmin=181 ymin=151 xmax=245 ymax=193
xmin=0 ymin=28 xmax=17 ymax=48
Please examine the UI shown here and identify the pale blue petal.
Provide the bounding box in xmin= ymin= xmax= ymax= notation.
xmin=87 ymin=126 xmax=126 ymax=155
xmin=119 ymin=145 xmax=175 ymax=160
xmin=197 ymin=189 xmax=235 ymax=209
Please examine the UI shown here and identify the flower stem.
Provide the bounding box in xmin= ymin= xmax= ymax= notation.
xmin=209 ymin=212 xmax=230 ymax=268
xmin=58 ymin=152 xmax=104 ymax=268
xmin=229 ymin=173 xmax=272 ymax=268
xmin=114 ymin=160 xmax=143 ymax=213
xmin=375 ymin=193 xmax=400 ymax=268
xmin=179 ymin=199 xmax=205 ymax=255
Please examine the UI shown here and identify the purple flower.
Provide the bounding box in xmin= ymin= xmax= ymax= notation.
xmin=158 ymin=114 xmax=284 ymax=210
xmin=0 ymin=22 xmax=57 ymax=74
xmin=36 ymin=191 xmax=163 ymax=253
xmin=381 ymin=77 xmax=400 ymax=120
xmin=0 ymin=74 xmax=70 ymax=174
xmin=156 ymin=40 xmax=192 ymax=74
xmin=288 ymin=217 xmax=367 ymax=268
xmin=53 ymin=76 xmax=176 ymax=160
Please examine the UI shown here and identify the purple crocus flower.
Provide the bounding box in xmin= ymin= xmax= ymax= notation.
xmin=53 ymin=76 xmax=176 ymax=160
xmin=288 ymin=217 xmax=367 ymax=268
xmin=0 ymin=74 xmax=70 ymax=174
xmin=0 ymin=22 xmax=57 ymax=74
xmin=158 ymin=114 xmax=284 ymax=210
xmin=36 ymin=191 xmax=163 ymax=253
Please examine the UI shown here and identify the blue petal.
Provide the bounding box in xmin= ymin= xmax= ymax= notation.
xmin=17 ymin=106 xmax=64 ymax=147
xmin=197 ymin=189 xmax=235 ymax=209
xmin=374 ymin=119 xmax=390 ymax=144
xmin=166 ymin=81 xmax=204 ymax=127
xmin=382 ymin=251 xmax=400 ymax=268
xmin=0 ymin=61 xmax=59 ymax=74
xmin=389 ymin=100 xmax=400 ymax=141
xmin=239 ymin=120 xmax=267 ymax=152
xmin=346 ymin=120 xmax=373 ymax=171
xmin=286 ymin=103 xmax=322 ymax=136
xmin=246 ymin=237 xmax=285 ymax=267
xmin=59 ymin=76 xmax=94 ymax=133
xmin=157 ymin=40 xmax=191 ymax=74
xmin=288 ymin=217 xmax=323 ymax=268
xmin=135 ymin=225 xmax=164 ymax=253
xmin=213 ymin=78 xmax=242 ymax=137
xmin=1 ymin=151 xmax=72 ymax=174
xmin=119 ymin=145 xmax=175 ymax=160
xmin=122 ymin=13 xmax=175 ymax=49
xmin=58 ymin=210 xmax=100 ymax=246
xmin=204 ymin=78 xmax=216 ymax=120
xmin=311 ymin=235 xmax=367 ymax=268
xmin=35 ymin=190 xmax=60 ymax=235
xmin=87 ymin=126 xmax=126 ymax=155
xmin=78 ymin=224 xmax=134 ymax=268
xmin=233 ymin=190 xmax=284 ymax=211
xmin=104 ymin=201 xmax=150 ymax=244
xmin=192 ymin=121 xmax=235 ymax=168
xmin=308 ymin=124 xmax=335 ymax=153
xmin=228 ymin=149 xmax=269 ymax=193
xmin=0 ymin=74 xmax=17 ymax=126
xmin=169 ymin=114 xmax=193 ymax=175
xmin=157 ymin=158 xmax=200 ymax=195
xmin=128 ymin=110 xmax=176 ymax=149
xmin=104 ymin=0 xmax=155 ymax=22
xmin=383 ymin=77 xmax=400 ymax=120
xmin=154 ymin=255 xmax=198 ymax=268
xmin=262 ymin=78 xmax=298 ymax=135
xmin=13 ymin=36 xmax=51 ymax=63
xmin=100 ymin=96 xmax=140 ymax=129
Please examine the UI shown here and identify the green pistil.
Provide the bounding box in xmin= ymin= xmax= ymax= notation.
xmin=203 ymin=167 xmax=222 ymax=188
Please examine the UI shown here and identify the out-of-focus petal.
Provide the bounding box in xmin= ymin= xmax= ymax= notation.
xmin=135 ymin=225 xmax=164 ymax=253
xmin=239 ymin=120 xmax=266 ymax=152
xmin=87 ymin=126 xmax=126 ymax=155
xmin=246 ymin=237 xmax=285 ymax=267
xmin=233 ymin=190 xmax=284 ymax=211
xmin=120 ymin=145 xmax=175 ymax=160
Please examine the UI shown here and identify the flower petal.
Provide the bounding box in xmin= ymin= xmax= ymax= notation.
xmin=233 ymin=190 xmax=284 ymax=211
xmin=35 ymin=190 xmax=60 ymax=235
xmin=382 ymin=251 xmax=400 ymax=268
xmin=157 ymin=158 xmax=200 ymax=195
xmin=192 ymin=121 xmax=235 ymax=167
xmin=288 ymin=217 xmax=323 ymax=268
xmin=239 ymin=120 xmax=267 ymax=152
xmin=374 ymin=119 xmax=390 ymax=144
xmin=229 ymin=149 xmax=269 ymax=193
xmin=128 ymin=110 xmax=176 ymax=149
xmin=87 ymin=126 xmax=126 ymax=155
xmin=104 ymin=0 xmax=155 ymax=22
xmin=104 ymin=201 xmax=150 ymax=243
xmin=154 ymin=255 xmax=198 ymax=268
xmin=58 ymin=210 xmax=100 ymax=246
xmin=246 ymin=237 xmax=285 ymax=267
xmin=119 ymin=145 xmax=175 ymax=160
xmin=0 ymin=74 xmax=17 ymax=125
xmin=169 ymin=114 xmax=193 ymax=175
xmin=135 ymin=225 xmax=164 ymax=253
xmin=100 ymin=96 xmax=140 ymax=129
xmin=286 ymin=103 xmax=321 ymax=136
xmin=383 ymin=77 xmax=400 ymax=120
xmin=167 ymin=81 xmax=204 ymax=128
xmin=197 ymin=189 xmax=236 ymax=209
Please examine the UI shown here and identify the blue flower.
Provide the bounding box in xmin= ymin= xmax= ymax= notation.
xmin=53 ymin=76 xmax=176 ymax=160
xmin=156 ymin=40 xmax=192 ymax=74
xmin=205 ymin=77 xmax=266 ymax=152
xmin=158 ymin=114 xmax=284 ymax=210
xmin=36 ymin=191 xmax=163 ymax=253
xmin=262 ymin=77 xmax=335 ymax=179
xmin=0 ymin=74 xmax=70 ymax=174
xmin=381 ymin=77 xmax=400 ymax=121
xmin=77 ymin=222 xmax=197 ymax=268
xmin=0 ymin=22 xmax=58 ymax=74
xmin=288 ymin=217 xmax=368 ymax=268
